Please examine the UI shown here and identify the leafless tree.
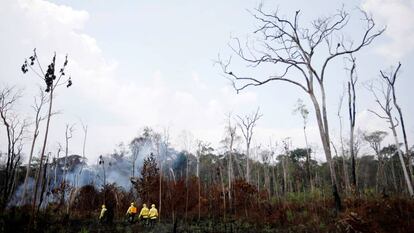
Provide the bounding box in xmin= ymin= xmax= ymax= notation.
xmin=75 ymin=121 xmax=88 ymax=188
xmin=222 ymin=114 xmax=239 ymax=205
xmin=0 ymin=86 xmax=28 ymax=209
xmin=336 ymin=88 xmax=351 ymax=194
xmin=21 ymin=87 xmax=47 ymax=205
xmin=218 ymin=6 xmax=384 ymax=210
xmin=367 ymin=79 xmax=413 ymax=196
xmin=380 ymin=63 xmax=413 ymax=184
xmin=63 ymin=124 xmax=75 ymax=182
xmin=22 ymin=48 xmax=72 ymax=214
xmin=236 ymin=108 xmax=262 ymax=183
xmin=346 ymin=54 xmax=358 ymax=190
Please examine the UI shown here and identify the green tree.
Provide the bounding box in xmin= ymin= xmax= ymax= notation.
xmin=133 ymin=153 xmax=159 ymax=205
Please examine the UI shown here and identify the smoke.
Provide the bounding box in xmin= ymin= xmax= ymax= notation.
xmin=8 ymin=133 xmax=181 ymax=208
xmin=7 ymin=177 xmax=35 ymax=207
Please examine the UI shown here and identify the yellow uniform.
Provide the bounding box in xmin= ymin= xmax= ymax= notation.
xmin=149 ymin=205 xmax=158 ymax=219
xmin=139 ymin=205 xmax=149 ymax=219
xmin=99 ymin=205 xmax=107 ymax=220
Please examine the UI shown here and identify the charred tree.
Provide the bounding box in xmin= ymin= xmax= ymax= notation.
xmin=347 ymin=54 xmax=358 ymax=191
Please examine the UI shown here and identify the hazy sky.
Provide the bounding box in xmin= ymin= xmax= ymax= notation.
xmin=1 ymin=0 xmax=413 ymax=163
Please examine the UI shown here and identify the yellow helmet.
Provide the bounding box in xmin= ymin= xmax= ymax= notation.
xmin=131 ymin=202 xmax=135 ymax=206
xmin=143 ymin=203 xmax=147 ymax=207
xmin=102 ymin=204 xmax=106 ymax=208
xmin=151 ymin=204 xmax=155 ymax=208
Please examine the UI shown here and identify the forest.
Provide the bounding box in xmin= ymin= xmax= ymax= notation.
xmin=1 ymin=2 xmax=414 ymax=233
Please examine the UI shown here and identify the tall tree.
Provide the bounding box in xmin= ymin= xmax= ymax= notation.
xmin=380 ymin=63 xmax=413 ymax=184
xmin=367 ymin=79 xmax=413 ymax=196
xmin=236 ymin=108 xmax=262 ymax=183
xmin=133 ymin=153 xmax=159 ymax=205
xmin=219 ymin=7 xmax=383 ymax=211
xmin=336 ymin=88 xmax=351 ymax=194
xmin=222 ymin=114 xmax=239 ymax=205
xmin=347 ymin=54 xmax=358 ymax=190
xmin=22 ymin=49 xmax=72 ymax=215
xmin=20 ymin=88 xmax=47 ymax=205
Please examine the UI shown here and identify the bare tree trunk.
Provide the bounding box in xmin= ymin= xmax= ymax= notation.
xmin=303 ymin=126 xmax=313 ymax=191
xmin=76 ymin=124 xmax=87 ymax=188
xmin=382 ymin=63 xmax=414 ymax=185
xmin=32 ymin=87 xmax=53 ymax=215
xmin=337 ymin=91 xmax=351 ymax=195
xmin=310 ymin=88 xmax=341 ymax=211
xmin=218 ymin=165 xmax=226 ymax=221
xmin=389 ymin=118 xmax=413 ymax=195
xmin=196 ymin=144 xmax=201 ymax=221
xmin=390 ymin=158 xmax=398 ymax=192
xmin=22 ymin=130 xmax=39 ymax=204
xmin=272 ymin=165 xmax=278 ymax=197
xmin=185 ymin=151 xmax=189 ymax=223
xmin=395 ymin=104 xmax=414 ymax=185
xmin=347 ymin=58 xmax=358 ymax=190
xmin=282 ymin=156 xmax=288 ymax=194
xmin=21 ymin=92 xmax=45 ymax=205
xmin=376 ymin=153 xmax=385 ymax=193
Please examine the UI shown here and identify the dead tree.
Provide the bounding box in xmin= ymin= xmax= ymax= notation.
xmin=63 ymin=124 xmax=75 ymax=183
xmin=21 ymin=87 xmax=47 ymax=205
xmin=367 ymin=80 xmax=414 ymax=196
xmin=236 ymin=108 xmax=262 ymax=183
xmin=22 ymin=48 xmax=72 ymax=214
xmin=336 ymin=88 xmax=351 ymax=194
xmin=76 ymin=122 xmax=88 ymax=188
xmin=222 ymin=114 xmax=239 ymax=206
xmin=219 ymin=7 xmax=384 ymax=211
xmin=380 ymin=63 xmax=413 ymax=185
xmin=293 ymin=99 xmax=313 ymax=190
xmin=0 ymin=86 xmax=27 ymax=209
xmin=347 ymin=54 xmax=358 ymax=190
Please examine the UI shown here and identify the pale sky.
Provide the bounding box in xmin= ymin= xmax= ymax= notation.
xmin=1 ymin=0 xmax=414 ymax=163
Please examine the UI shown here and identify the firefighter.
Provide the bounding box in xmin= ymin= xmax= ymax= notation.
xmin=126 ymin=202 xmax=137 ymax=223
xmin=99 ymin=204 xmax=107 ymax=223
xmin=138 ymin=203 xmax=150 ymax=226
xmin=149 ymin=204 xmax=158 ymax=228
